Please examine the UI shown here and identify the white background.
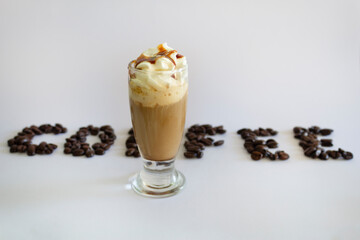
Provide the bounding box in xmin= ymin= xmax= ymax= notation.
xmin=0 ymin=0 xmax=359 ymax=239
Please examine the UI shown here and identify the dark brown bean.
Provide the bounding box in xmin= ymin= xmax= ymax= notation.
xmin=95 ymin=148 xmax=105 ymax=155
xmin=64 ymin=147 xmax=72 ymax=154
xmin=73 ymin=148 xmax=85 ymax=156
xmin=128 ymin=128 xmax=134 ymax=135
xmin=320 ymin=139 xmax=333 ymax=147
xmin=185 ymin=132 xmax=197 ymax=140
xmin=85 ymin=149 xmax=94 ymax=158
xmin=92 ymin=143 xmax=101 ymax=149
xmin=304 ymin=147 xmax=316 ymax=157
xmin=184 ymin=151 xmax=197 ymax=158
xmin=200 ymin=138 xmax=212 ymax=146
xmin=27 ymin=145 xmax=36 ymax=156
xmin=186 ymin=145 xmax=201 ymax=152
xmin=266 ymin=139 xmax=278 ymax=148
xmin=196 ymin=151 xmax=204 ymax=158
xmin=206 ymin=128 xmax=216 ymax=135
xmin=319 ymin=151 xmax=329 ymax=160
xmin=342 ymin=151 xmax=353 ymax=160
xmin=126 ymin=136 xmax=136 ymax=144
xmin=251 ymin=151 xmax=262 ymax=160
xmin=7 ymin=139 xmax=15 ymax=147
xmin=126 ymin=142 xmax=137 ymax=149
xmin=126 ymin=148 xmax=136 ymax=156
xmin=277 ymin=151 xmax=289 ymax=160
xmin=319 ymin=128 xmax=333 ymax=136
xmin=308 ymin=126 xmax=321 ymax=134
xmin=133 ymin=150 xmax=141 ymax=158
xmin=214 ymin=140 xmax=224 ymax=146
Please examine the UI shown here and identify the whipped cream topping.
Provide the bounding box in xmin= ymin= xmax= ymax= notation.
xmin=129 ymin=43 xmax=188 ymax=107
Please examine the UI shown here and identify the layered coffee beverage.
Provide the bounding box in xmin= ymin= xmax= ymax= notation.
xmin=128 ymin=43 xmax=188 ymax=161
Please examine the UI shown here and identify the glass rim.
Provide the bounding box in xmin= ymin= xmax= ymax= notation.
xmin=128 ymin=61 xmax=188 ymax=74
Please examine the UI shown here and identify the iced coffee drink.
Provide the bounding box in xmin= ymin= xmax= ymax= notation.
xmin=128 ymin=43 xmax=188 ymax=197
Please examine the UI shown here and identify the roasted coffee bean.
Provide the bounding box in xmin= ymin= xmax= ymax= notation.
xmin=17 ymin=145 xmax=27 ymax=153
xmin=35 ymin=148 xmax=44 ymax=154
xmin=186 ymin=145 xmax=201 ymax=152
xmin=244 ymin=142 xmax=254 ymax=148
xmin=128 ymin=128 xmax=134 ymax=135
xmin=81 ymin=145 xmax=90 ymax=151
xmin=311 ymin=148 xmax=322 ymax=159
xmin=237 ymin=128 xmax=251 ymax=135
xmin=214 ymin=140 xmax=224 ymax=146
xmin=186 ymin=132 xmax=197 ymax=140
xmin=326 ymin=150 xmax=339 ymax=159
xmin=201 ymin=124 xmax=212 ymax=129
xmin=266 ymin=139 xmax=278 ymax=148
xmin=259 ymin=128 xmax=270 ymax=136
xmin=16 ymin=136 xmax=30 ymax=145
xmin=246 ymin=146 xmax=255 ymax=153
xmin=320 ymin=139 xmax=333 ymax=147
xmin=293 ymin=127 xmax=306 ymax=134
xmin=95 ymin=148 xmax=105 ymax=155
xmin=184 ymin=151 xmax=197 ymax=158
xmin=85 ymin=149 xmax=95 ymax=158
xmin=64 ymin=142 xmax=72 ymax=148
xmin=73 ymin=148 xmax=85 ymax=156
xmin=251 ymin=151 xmax=262 ymax=160
xmin=200 ymin=138 xmax=212 ymax=146
xmin=196 ymin=151 xmax=204 ymax=158
xmin=48 ymin=144 xmax=57 ymax=150
xmin=319 ymin=128 xmax=333 ymax=136
xmin=255 ymin=146 xmax=267 ymax=156
xmin=338 ymin=148 xmax=345 ymax=154
xmin=100 ymin=125 xmax=111 ymax=131
xmin=193 ymin=142 xmax=205 ymax=150
xmin=92 ymin=143 xmax=101 ymax=149
xmin=254 ymin=140 xmax=264 ymax=146
xmin=342 ymin=151 xmax=353 ymax=160
xmin=319 ymin=151 xmax=329 ymax=160
xmin=37 ymin=142 xmax=47 ymax=151
xmin=266 ymin=128 xmax=278 ymax=136
xmin=126 ymin=136 xmax=136 ymax=144
xmin=304 ymin=147 xmax=316 ymax=157
xmin=126 ymin=142 xmax=137 ymax=149
xmin=27 ymin=145 xmax=36 ymax=156
xmin=52 ymin=126 xmax=62 ymax=134
xmin=308 ymin=126 xmax=320 ymax=134
xmin=206 ymin=128 xmax=216 ymax=135
xmin=268 ymin=152 xmax=277 ymax=160
xmin=133 ymin=150 xmax=140 ymax=158
xmin=90 ymin=127 xmax=100 ymax=135
xmin=64 ymin=147 xmax=72 ymax=154
xmin=126 ymin=148 xmax=136 ymax=156
xmin=194 ymin=126 xmax=206 ymax=134
xmin=71 ymin=142 xmax=80 ymax=149
xmin=22 ymin=127 xmax=33 ymax=135
xmin=30 ymin=126 xmax=42 ymax=135
xmin=7 ymin=139 xmax=15 ymax=147
xmin=299 ymin=141 xmax=310 ymax=150
xmin=216 ymin=129 xmax=226 ymax=134
xmin=277 ymin=151 xmax=289 ymax=160
xmin=102 ymin=144 xmax=111 ymax=150
xmin=44 ymin=148 xmax=53 ymax=154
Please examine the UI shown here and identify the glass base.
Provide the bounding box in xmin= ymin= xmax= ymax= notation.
xmin=131 ymin=159 xmax=185 ymax=198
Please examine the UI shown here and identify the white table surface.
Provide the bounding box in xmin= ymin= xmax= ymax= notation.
xmin=0 ymin=0 xmax=359 ymax=239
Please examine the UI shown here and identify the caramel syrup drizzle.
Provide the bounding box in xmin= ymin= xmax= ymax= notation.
xmin=135 ymin=44 xmax=184 ymax=68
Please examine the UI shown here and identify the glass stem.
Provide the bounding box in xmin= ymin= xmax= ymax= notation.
xmin=140 ymin=159 xmax=176 ymax=188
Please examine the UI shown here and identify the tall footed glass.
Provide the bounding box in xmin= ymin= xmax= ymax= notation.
xmin=128 ymin=62 xmax=188 ymax=198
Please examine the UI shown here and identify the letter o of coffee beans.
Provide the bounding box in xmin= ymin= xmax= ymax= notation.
xmin=64 ymin=125 xmax=116 ymax=158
